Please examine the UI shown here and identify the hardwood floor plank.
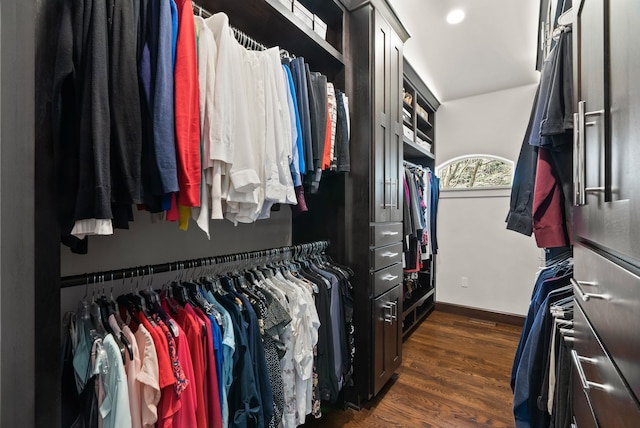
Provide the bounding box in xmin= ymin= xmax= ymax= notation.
xmin=302 ymin=310 xmax=522 ymax=427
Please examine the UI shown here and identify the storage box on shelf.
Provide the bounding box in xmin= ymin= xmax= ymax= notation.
xmin=203 ymin=0 xmax=345 ymax=77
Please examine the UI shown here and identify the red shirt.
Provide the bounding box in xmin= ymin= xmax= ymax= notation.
xmin=322 ymin=101 xmax=332 ymax=170
xmin=174 ymin=0 xmax=201 ymax=207
xmin=175 ymin=305 xmax=208 ymax=428
xmin=193 ymin=306 xmax=223 ymax=428
xmin=533 ymin=147 xmax=570 ymax=248
xmin=169 ymin=320 xmax=198 ymax=428
xmin=137 ymin=314 xmax=180 ymax=428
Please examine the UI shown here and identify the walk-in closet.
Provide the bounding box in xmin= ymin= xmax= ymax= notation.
xmin=1 ymin=0 xmax=639 ymax=426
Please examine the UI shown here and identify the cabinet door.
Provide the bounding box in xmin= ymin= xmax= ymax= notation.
xmin=574 ymin=0 xmax=640 ymax=264
xmin=373 ymin=284 xmax=402 ymax=396
xmin=373 ymin=10 xmax=391 ymax=222
xmin=388 ymin=30 xmax=404 ymax=222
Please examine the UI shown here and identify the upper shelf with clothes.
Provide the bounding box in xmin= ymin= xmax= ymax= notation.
xmin=201 ymin=0 xmax=346 ymax=78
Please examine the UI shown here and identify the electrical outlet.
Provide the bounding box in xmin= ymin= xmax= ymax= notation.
xmin=461 ymin=276 xmax=469 ymax=288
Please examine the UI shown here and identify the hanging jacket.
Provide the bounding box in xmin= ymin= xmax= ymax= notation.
xmin=506 ymin=86 xmax=541 ymax=236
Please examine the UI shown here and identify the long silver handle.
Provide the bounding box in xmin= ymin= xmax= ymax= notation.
xmin=571 ymin=350 xmax=610 ymax=391
xmin=585 ymin=187 xmax=605 ymax=193
xmin=571 ymin=278 xmax=609 ymax=302
xmin=382 ymin=230 xmax=399 ymax=236
xmin=393 ymin=180 xmax=400 ymax=209
xmin=576 ymin=101 xmax=605 ymax=206
xmin=573 ymin=112 xmax=581 ymax=206
xmin=383 ymin=303 xmax=394 ymax=324
xmin=381 ymin=252 xmax=399 ymax=258
xmin=577 ymin=102 xmax=587 ymax=205
xmin=390 ymin=302 xmax=398 ymax=321
xmin=382 ymin=274 xmax=399 ymax=282
xmin=383 ymin=180 xmax=392 ymax=207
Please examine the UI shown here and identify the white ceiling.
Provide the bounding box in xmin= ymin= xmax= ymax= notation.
xmin=388 ymin=0 xmax=541 ymax=102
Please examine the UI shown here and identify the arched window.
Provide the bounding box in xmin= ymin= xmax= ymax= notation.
xmin=436 ymin=155 xmax=514 ymax=189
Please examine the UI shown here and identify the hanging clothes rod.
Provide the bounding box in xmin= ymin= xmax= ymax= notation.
xmin=192 ymin=2 xmax=268 ymax=51
xmin=403 ymin=159 xmax=430 ymax=170
xmin=60 ymin=241 xmax=330 ymax=289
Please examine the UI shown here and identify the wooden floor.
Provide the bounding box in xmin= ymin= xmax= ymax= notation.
xmin=303 ymin=310 xmax=522 ymax=428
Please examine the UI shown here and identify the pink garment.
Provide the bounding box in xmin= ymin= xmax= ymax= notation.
xmin=133 ymin=324 xmax=161 ymax=428
xmin=170 ymin=322 xmax=198 ymax=428
xmin=119 ymin=321 xmax=143 ymax=428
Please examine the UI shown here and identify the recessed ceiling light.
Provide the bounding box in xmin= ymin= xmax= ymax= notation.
xmin=446 ymin=9 xmax=465 ymax=25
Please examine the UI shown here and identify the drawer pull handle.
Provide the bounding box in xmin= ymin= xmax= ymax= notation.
xmin=382 ymin=274 xmax=399 ymax=282
xmin=381 ymin=231 xmax=399 ymax=236
xmin=381 ymin=252 xmax=399 ymax=258
xmin=571 ymin=278 xmax=609 ymax=302
xmin=571 ymin=350 xmax=611 ymax=392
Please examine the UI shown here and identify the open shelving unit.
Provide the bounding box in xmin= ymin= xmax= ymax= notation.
xmin=401 ymin=59 xmax=440 ymax=339
xmin=203 ymin=0 xmax=346 ymax=79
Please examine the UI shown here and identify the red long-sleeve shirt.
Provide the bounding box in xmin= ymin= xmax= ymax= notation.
xmin=174 ymin=0 xmax=201 ymax=207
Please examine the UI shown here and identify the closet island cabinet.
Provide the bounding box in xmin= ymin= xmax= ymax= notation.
xmin=343 ymin=0 xmax=408 ymax=404
xmin=291 ymin=0 xmax=409 ymax=406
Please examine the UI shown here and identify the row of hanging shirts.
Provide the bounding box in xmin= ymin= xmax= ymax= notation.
xmin=54 ymin=0 xmax=351 ymax=254
xmin=62 ymin=248 xmax=355 ymax=428
xmin=511 ymin=253 xmax=574 ymax=428
xmin=402 ymin=161 xmax=439 ymax=272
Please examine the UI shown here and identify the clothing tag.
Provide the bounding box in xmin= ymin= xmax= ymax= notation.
xmin=168 ymin=319 xmax=180 ymax=338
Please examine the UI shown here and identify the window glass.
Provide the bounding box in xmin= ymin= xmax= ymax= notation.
xmin=436 ymin=155 xmax=514 ymax=189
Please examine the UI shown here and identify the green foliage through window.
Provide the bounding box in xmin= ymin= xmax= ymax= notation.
xmin=437 ymin=156 xmax=513 ymax=189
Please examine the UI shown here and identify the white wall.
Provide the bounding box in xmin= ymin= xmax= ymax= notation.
xmin=435 ymin=83 xmax=542 ymax=316
xmin=61 ymin=208 xmax=292 ymax=315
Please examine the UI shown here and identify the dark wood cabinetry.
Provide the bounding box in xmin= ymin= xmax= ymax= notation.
xmin=372 ymin=8 xmax=403 ymax=223
xmin=572 ymin=0 xmax=640 ymax=425
xmin=300 ymin=0 xmax=409 ymax=406
xmin=373 ymin=284 xmax=402 ymax=395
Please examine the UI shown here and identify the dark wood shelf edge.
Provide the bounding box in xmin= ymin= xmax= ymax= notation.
xmin=402 ymin=300 xmax=435 ymax=339
xmin=266 ymin=0 xmax=345 ymax=64
xmin=415 ymin=129 xmax=432 ymax=143
xmin=403 ymin=138 xmax=435 ymax=160
xmin=416 ymin=113 xmax=433 ymax=129
xmin=402 ymin=288 xmax=435 ymax=318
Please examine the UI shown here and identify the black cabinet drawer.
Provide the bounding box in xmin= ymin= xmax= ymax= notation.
xmin=572 ymin=303 xmax=640 ymax=427
xmin=372 ymin=242 xmax=403 ymax=271
xmin=573 ymin=244 xmax=640 ymax=401
xmin=371 ymin=222 xmax=403 ymax=247
xmin=372 ymin=262 xmax=402 ymax=297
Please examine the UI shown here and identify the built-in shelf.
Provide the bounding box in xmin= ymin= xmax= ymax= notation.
xmin=416 ymin=113 xmax=433 ymax=129
xmin=403 ymin=287 xmax=435 ymax=318
xmin=415 ymin=128 xmax=432 ymax=143
xmin=403 ymin=137 xmax=435 ymax=160
xmin=401 ymin=59 xmax=440 ymax=340
xmin=204 ymin=0 xmax=345 ymax=77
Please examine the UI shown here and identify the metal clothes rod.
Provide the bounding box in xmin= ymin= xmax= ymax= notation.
xmin=192 ymin=2 xmax=268 ymax=51
xmin=60 ymin=241 xmax=330 ymax=289
xmin=403 ymin=160 xmax=430 ymax=170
